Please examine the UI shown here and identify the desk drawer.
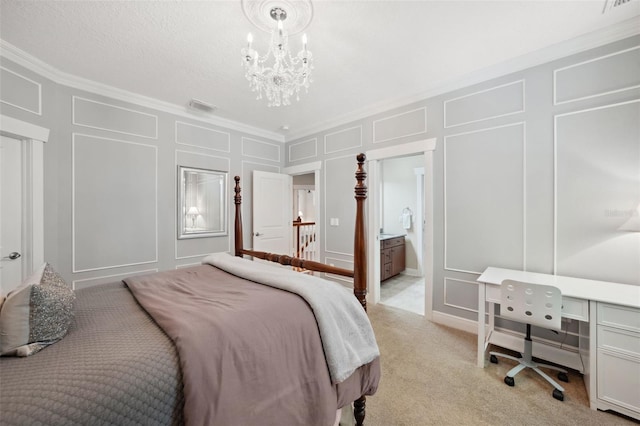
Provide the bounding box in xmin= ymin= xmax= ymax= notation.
xmin=562 ymin=296 xmax=589 ymax=321
xmin=598 ymin=303 xmax=640 ymax=332
xmin=598 ymin=326 xmax=640 ymax=358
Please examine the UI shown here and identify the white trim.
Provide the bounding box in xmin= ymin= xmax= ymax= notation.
xmin=324 ymin=256 xmax=354 ymax=284
xmin=552 ymin=99 xmax=640 ymax=274
xmin=444 ymin=277 xmax=480 ymax=313
xmin=175 ymin=120 xmax=231 ymax=153
xmin=241 ymin=160 xmax=280 ymax=174
xmin=366 ymin=138 xmax=436 ymax=161
xmin=286 ymin=18 xmax=640 ymax=141
xmin=71 ymin=268 xmax=158 ymax=290
xmin=443 ymin=80 xmax=525 ymax=128
xmin=0 ymin=115 xmax=49 ymax=142
xmin=443 ymin=122 xmax=526 ymax=274
xmin=0 ymin=40 xmax=285 ymax=143
xmin=72 ymin=96 xmax=158 ymax=139
xmin=414 ymin=167 xmax=424 ymax=277
xmin=283 ymin=160 xmax=321 ymax=175
xmin=365 ymin=138 xmax=437 ymax=320
xmin=372 ymin=107 xmax=427 ymax=144
xmin=553 ymin=45 xmax=640 ymax=106
xmin=288 ymin=137 xmax=318 ymax=162
xmin=0 ymin=116 xmax=48 ymax=279
xmin=432 ymin=310 xmax=479 ymax=335
xmin=0 ymin=66 xmax=42 ymax=115
xmin=176 ymin=262 xmax=201 ymax=269
xmin=174 ymin=150 xmax=232 ymax=260
xmin=323 ymin=125 xmax=363 ymax=155
xmin=241 ymin=136 xmax=281 ymax=162
xmin=72 ymin=133 xmax=159 ymax=273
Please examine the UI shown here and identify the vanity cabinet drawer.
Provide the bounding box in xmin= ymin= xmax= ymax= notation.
xmin=383 ymin=237 xmax=405 ymax=248
xmin=597 ymin=326 xmax=640 ymax=357
xmin=598 ymin=303 xmax=640 ymax=332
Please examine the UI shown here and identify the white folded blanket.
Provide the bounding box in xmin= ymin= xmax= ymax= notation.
xmin=202 ymin=252 xmax=380 ymax=384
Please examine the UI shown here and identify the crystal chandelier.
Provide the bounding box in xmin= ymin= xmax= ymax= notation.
xmin=241 ymin=7 xmax=313 ymax=107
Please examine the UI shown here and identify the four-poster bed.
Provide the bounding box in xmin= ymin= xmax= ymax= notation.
xmin=0 ymin=153 xmax=378 ymax=426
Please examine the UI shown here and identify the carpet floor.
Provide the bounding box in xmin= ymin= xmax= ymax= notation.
xmin=362 ymin=303 xmax=637 ymax=426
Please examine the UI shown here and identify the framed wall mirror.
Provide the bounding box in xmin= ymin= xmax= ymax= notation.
xmin=178 ymin=166 xmax=228 ymax=239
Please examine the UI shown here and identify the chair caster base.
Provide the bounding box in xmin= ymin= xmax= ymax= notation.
xmin=504 ymin=376 xmax=515 ymax=387
xmin=558 ymin=372 xmax=569 ymax=383
xmin=553 ymin=389 xmax=564 ymax=401
xmin=490 ymin=354 xmax=498 ymax=364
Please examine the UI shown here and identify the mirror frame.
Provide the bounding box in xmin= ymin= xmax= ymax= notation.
xmin=177 ymin=166 xmax=228 ymax=239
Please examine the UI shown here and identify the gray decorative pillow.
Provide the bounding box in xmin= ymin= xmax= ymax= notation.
xmin=0 ymin=263 xmax=75 ymax=356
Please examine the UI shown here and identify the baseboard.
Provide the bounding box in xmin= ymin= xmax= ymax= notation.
xmin=431 ymin=310 xmax=585 ymax=372
xmin=402 ymin=268 xmax=420 ymax=277
xmin=431 ymin=311 xmax=479 ymax=334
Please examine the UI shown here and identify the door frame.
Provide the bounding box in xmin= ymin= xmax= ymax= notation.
xmin=366 ymin=138 xmax=437 ymax=320
xmin=283 ymin=161 xmax=322 ymax=262
xmin=0 ymin=115 xmax=49 ymax=280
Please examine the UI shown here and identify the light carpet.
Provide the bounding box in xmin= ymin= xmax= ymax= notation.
xmin=362 ymin=304 xmax=637 ymax=426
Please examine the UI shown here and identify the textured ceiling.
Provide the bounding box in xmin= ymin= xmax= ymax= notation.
xmin=1 ymin=0 xmax=639 ymax=140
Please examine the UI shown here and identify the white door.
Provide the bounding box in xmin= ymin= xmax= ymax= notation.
xmin=0 ymin=135 xmax=24 ymax=296
xmin=252 ymin=171 xmax=292 ymax=255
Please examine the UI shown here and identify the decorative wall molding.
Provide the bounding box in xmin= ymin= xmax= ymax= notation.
xmin=72 ymin=133 xmax=158 ymax=273
xmin=0 ymin=66 xmax=42 ymax=115
xmin=285 ymin=18 xmax=640 ymax=141
xmin=174 ymin=150 xmax=231 ymax=260
xmin=0 ymin=40 xmax=284 ymax=142
xmin=72 ymin=96 xmax=158 ymax=139
xmin=373 ymin=107 xmax=427 ymax=143
xmin=241 ymin=137 xmax=281 ymax=162
xmin=553 ymin=45 xmax=640 ymax=105
xmin=444 ymin=80 xmax=525 ymax=128
xmin=72 ymin=268 xmax=158 ymax=290
xmin=324 ymin=256 xmax=353 ymax=284
xmin=288 ymin=137 xmax=317 ymax=162
xmin=324 ymin=125 xmax=362 ymax=155
xmin=444 ymin=277 xmax=479 ymax=313
xmin=553 ymin=99 xmax=640 ymax=276
xmin=443 ymin=122 xmax=526 ymax=274
xmin=175 ymin=120 xmax=231 ymax=153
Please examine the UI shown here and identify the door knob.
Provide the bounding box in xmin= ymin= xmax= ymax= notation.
xmin=2 ymin=251 xmax=21 ymax=260
xmin=254 ymin=232 xmax=262 ymax=237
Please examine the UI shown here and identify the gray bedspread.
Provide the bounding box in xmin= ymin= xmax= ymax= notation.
xmin=0 ymin=282 xmax=184 ymax=426
xmin=125 ymin=265 xmax=380 ymax=426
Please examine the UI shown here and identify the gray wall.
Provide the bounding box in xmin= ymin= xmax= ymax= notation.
xmin=284 ymin=36 xmax=640 ymax=325
xmin=0 ymin=58 xmax=284 ymax=288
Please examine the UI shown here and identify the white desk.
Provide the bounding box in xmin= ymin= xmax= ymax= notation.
xmin=477 ymin=267 xmax=640 ymax=419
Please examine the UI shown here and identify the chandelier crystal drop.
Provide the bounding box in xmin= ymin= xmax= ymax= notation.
xmin=241 ymin=7 xmax=313 ymax=107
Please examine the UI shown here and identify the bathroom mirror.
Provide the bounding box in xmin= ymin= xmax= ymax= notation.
xmin=178 ymin=166 xmax=227 ymax=239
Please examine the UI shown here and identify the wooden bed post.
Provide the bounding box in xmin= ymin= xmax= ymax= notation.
xmin=353 ymin=153 xmax=367 ymax=311
xmin=353 ymin=153 xmax=367 ymax=426
xmin=234 ymin=176 xmax=243 ymax=257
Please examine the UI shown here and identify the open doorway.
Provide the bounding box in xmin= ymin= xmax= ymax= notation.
xmin=366 ymin=138 xmax=437 ymax=320
xmin=377 ymin=155 xmax=425 ymax=315
xmin=292 ymin=173 xmax=318 ymax=262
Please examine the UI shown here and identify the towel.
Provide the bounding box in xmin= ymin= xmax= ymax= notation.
xmin=402 ymin=212 xmax=412 ymax=229
xmin=202 ymin=252 xmax=380 ymax=384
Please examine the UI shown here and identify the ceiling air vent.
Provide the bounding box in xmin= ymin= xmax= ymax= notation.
xmin=188 ymin=99 xmax=217 ymax=114
xmin=602 ymin=0 xmax=635 ymax=13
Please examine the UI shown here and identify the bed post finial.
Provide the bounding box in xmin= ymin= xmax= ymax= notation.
xmin=234 ymin=176 xmax=243 ymax=257
xmin=354 ymin=153 xmax=367 ymax=312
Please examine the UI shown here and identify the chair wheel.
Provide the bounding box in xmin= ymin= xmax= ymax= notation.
xmin=553 ymin=389 xmax=564 ymax=401
xmin=558 ymin=372 xmax=569 ymax=383
xmin=504 ymin=376 xmax=515 ymax=387
xmin=490 ymin=355 xmax=498 ymax=364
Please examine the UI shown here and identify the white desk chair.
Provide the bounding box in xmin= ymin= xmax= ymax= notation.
xmin=489 ymin=279 xmax=569 ymax=401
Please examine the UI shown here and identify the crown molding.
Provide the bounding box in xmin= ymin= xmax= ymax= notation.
xmin=285 ymin=16 xmax=640 ymax=142
xmin=0 ymin=39 xmax=285 ymax=143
